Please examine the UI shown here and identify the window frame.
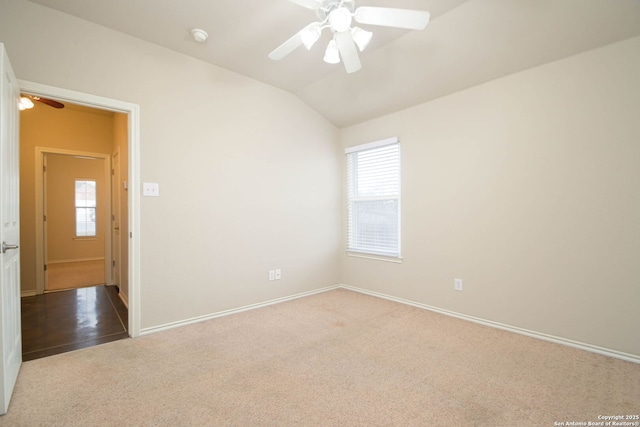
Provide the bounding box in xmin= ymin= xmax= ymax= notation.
xmin=345 ymin=137 xmax=402 ymax=261
xmin=74 ymin=178 xmax=98 ymax=238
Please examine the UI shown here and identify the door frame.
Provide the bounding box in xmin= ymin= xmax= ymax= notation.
xmin=111 ymin=147 xmax=122 ymax=291
xmin=36 ymin=149 xmax=111 ymax=293
xmin=19 ymin=80 xmax=141 ymax=338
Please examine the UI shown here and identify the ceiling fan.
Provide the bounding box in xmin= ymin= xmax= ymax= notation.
xmin=19 ymin=94 xmax=65 ymax=110
xmin=269 ymin=0 xmax=430 ymax=74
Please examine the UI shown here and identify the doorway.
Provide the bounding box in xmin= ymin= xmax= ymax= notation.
xmin=20 ymin=100 xmax=130 ymax=357
xmin=19 ymin=80 xmax=141 ymax=339
xmin=43 ymin=152 xmax=109 ymax=292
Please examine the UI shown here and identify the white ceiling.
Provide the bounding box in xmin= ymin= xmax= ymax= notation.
xmin=26 ymin=0 xmax=640 ymax=127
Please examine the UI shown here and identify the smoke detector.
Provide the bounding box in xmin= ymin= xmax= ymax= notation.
xmin=190 ymin=28 xmax=208 ymax=43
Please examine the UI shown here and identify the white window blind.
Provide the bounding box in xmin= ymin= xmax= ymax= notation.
xmin=75 ymin=179 xmax=97 ymax=237
xmin=346 ymin=137 xmax=401 ymax=258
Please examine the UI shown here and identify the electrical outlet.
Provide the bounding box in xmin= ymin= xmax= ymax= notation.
xmin=269 ymin=270 xmax=275 ymax=281
xmin=454 ymin=279 xmax=463 ymax=291
xmin=275 ymin=269 xmax=281 ymax=280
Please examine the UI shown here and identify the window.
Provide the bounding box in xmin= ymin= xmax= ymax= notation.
xmin=346 ymin=137 xmax=401 ymax=258
xmin=75 ymin=179 xmax=97 ymax=237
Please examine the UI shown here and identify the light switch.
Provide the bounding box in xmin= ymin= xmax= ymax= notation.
xmin=143 ymin=182 xmax=160 ymax=197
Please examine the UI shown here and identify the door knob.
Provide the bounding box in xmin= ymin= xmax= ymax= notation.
xmin=2 ymin=242 xmax=19 ymax=254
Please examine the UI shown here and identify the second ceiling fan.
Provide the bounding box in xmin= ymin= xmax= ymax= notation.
xmin=269 ymin=0 xmax=430 ymax=73
xmin=19 ymin=94 xmax=65 ymax=110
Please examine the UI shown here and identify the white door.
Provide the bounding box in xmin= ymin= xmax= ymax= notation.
xmin=0 ymin=43 xmax=22 ymax=415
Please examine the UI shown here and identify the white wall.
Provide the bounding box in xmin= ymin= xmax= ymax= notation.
xmin=0 ymin=0 xmax=341 ymax=330
xmin=339 ymin=36 xmax=640 ymax=357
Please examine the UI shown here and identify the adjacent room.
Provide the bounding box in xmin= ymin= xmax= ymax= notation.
xmin=0 ymin=0 xmax=638 ymax=424
xmin=18 ymin=101 xmax=130 ymax=360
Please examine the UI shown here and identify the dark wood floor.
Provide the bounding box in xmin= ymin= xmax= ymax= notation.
xmin=21 ymin=285 xmax=129 ymax=361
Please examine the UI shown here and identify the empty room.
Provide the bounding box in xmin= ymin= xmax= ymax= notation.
xmin=0 ymin=0 xmax=639 ymax=425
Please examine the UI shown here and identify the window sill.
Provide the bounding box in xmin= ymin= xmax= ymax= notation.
xmin=346 ymin=252 xmax=403 ymax=264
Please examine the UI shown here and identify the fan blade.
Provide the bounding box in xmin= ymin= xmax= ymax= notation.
xmin=288 ymin=0 xmax=320 ymax=10
xmin=269 ymin=30 xmax=305 ymax=60
xmin=269 ymin=22 xmax=323 ymax=60
xmin=29 ymin=95 xmax=64 ymax=109
xmin=354 ymin=7 xmax=430 ymax=30
xmin=336 ymin=31 xmax=361 ymax=74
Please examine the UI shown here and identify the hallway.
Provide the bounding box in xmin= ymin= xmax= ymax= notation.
xmin=21 ymin=285 xmax=128 ymax=361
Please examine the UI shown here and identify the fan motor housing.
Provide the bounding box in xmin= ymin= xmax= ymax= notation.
xmin=316 ymin=0 xmax=355 ymax=21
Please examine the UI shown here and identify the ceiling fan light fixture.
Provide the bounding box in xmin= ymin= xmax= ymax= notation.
xmin=329 ymin=7 xmax=352 ymax=33
xmin=323 ymin=39 xmax=340 ymax=64
xmin=301 ymin=24 xmax=322 ymax=50
xmin=351 ymin=27 xmax=372 ymax=51
xmin=18 ymin=97 xmax=34 ymax=111
xmin=271 ymin=1 xmax=431 ymax=74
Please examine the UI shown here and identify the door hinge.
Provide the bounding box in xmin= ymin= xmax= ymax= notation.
xmin=112 ymin=260 xmax=116 ymax=267
xmin=112 ymin=214 xmax=115 ymax=221
xmin=43 ymin=165 xmax=46 ymax=172
xmin=44 ymin=264 xmax=47 ymax=271
xmin=111 ymin=169 xmax=115 ymax=176
xmin=43 ymin=214 xmax=47 ymax=222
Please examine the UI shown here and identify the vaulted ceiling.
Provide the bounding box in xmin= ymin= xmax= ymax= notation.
xmin=27 ymin=0 xmax=640 ymax=127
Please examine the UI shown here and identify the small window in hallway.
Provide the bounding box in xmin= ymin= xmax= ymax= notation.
xmin=75 ymin=179 xmax=97 ymax=237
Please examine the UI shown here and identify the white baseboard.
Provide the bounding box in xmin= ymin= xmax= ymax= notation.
xmin=139 ymin=285 xmax=340 ymax=336
xmin=340 ymin=284 xmax=640 ymax=365
xmin=118 ymin=291 xmax=129 ymax=309
xmin=47 ymin=257 xmax=105 ymax=264
xmin=21 ymin=290 xmax=36 ymax=298
xmin=135 ymin=283 xmax=639 ymax=364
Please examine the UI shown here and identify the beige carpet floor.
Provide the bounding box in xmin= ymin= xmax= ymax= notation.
xmin=46 ymin=260 xmax=105 ymax=291
xmin=1 ymin=289 xmax=638 ymax=426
